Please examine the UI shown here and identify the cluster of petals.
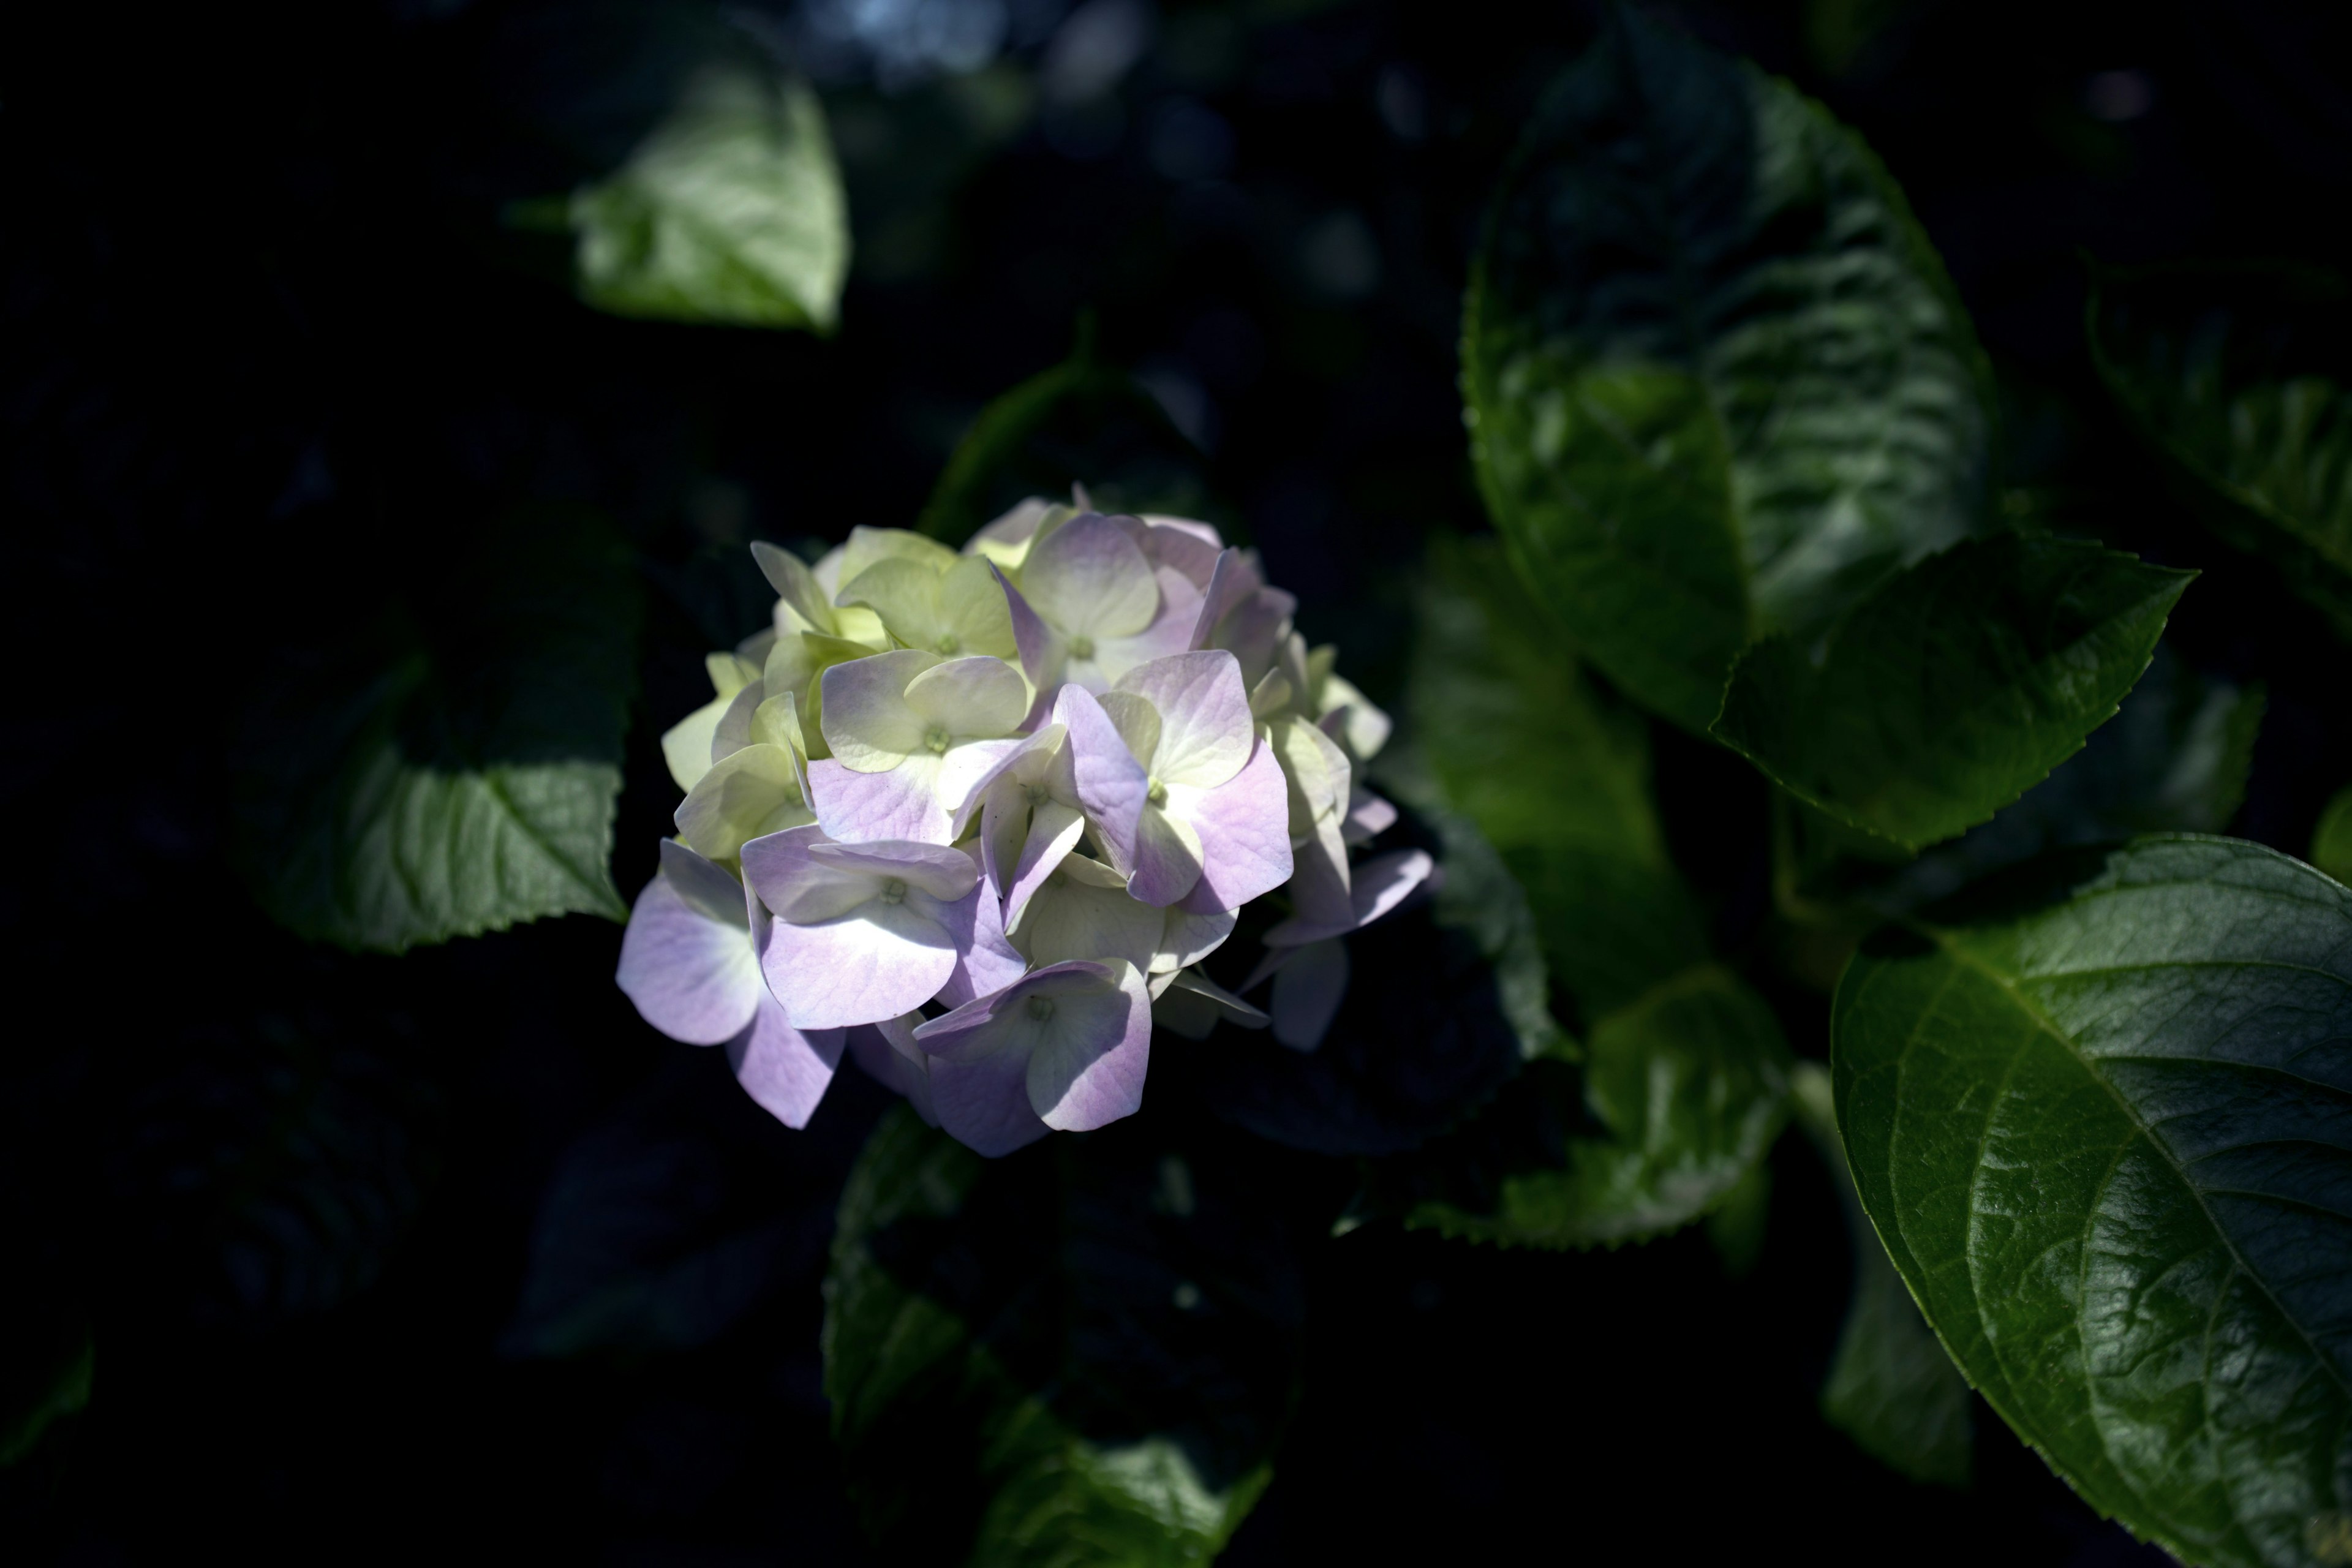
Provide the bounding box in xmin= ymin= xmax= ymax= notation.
xmin=617 ymin=496 xmax=1433 ymax=1155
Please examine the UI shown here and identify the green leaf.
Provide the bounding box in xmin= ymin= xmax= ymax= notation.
xmin=1464 ymin=3 xmax=1995 ymax=733
xmin=1371 ymin=963 xmax=1793 ymax=1249
xmin=236 ymin=505 xmax=637 ymax=952
xmin=1790 ymin=1063 xmax=1973 ymax=1488
xmin=2313 ymin=788 xmax=2352 ymax=886
xmin=1834 ymin=836 xmax=2352 ymax=1566
xmin=2089 ymin=262 xmax=2352 ymax=637
xmin=826 ymin=1109 xmax=1305 ymax=1564
xmin=1715 ymin=533 xmax=2191 ymax=852
xmin=0 ymin=1323 xmax=89 ymax=1468
xmin=1404 ymin=534 xmax=1705 ymax=1017
xmin=1790 ymin=642 xmax=2263 ymax=918
xmin=918 ymin=322 xmax=1214 ymax=545
xmin=566 ymin=63 xmax=849 ymax=331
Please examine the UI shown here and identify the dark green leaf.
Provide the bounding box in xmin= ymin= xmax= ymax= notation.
xmin=918 ymin=322 xmax=1215 ymax=545
xmin=2313 ymin=788 xmax=2352 ymax=885
xmin=235 ymin=505 xmax=638 ymax=952
xmin=1716 ymin=533 xmax=2190 ymax=851
xmin=564 ymin=63 xmax=849 ymax=331
xmin=1405 ymin=535 xmax=1706 ymax=1016
xmin=1464 ymin=3 xmax=1995 ymax=733
xmin=826 ymin=1109 xmax=1306 ymax=1564
xmin=0 ymin=1324 xmax=89 ymax=1469
xmin=1372 ymin=963 xmax=1792 ymax=1248
xmin=503 ymin=1054 xmax=825 ymax=1358
xmin=1186 ymin=877 xmax=1534 ymax=1157
xmin=1834 ymin=836 xmax=2352 ymax=1566
xmin=2089 ymin=262 xmax=2352 ymax=637
xmin=123 ymin=1014 xmax=442 ymax=1323
xmin=1792 ymin=643 xmax=2262 ymax=916
xmin=1791 ymin=1063 xmax=1973 ymax=1488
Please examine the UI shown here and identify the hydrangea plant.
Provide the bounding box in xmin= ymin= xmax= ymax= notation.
xmin=617 ymin=498 xmax=1432 ymax=1156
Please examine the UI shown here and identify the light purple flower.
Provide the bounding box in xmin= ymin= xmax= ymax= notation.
xmin=739 ymin=826 xmax=984 ymax=1030
xmin=615 ymin=840 xmax=845 ymax=1126
xmin=1150 ymin=966 xmax=1270 ymax=1040
xmin=845 ymin=1012 xmax=940 ymax=1128
xmin=951 ymin=722 xmax=1090 ymax=929
xmin=1262 ymin=847 xmax=1436 ymax=948
xmin=1189 ymin=549 xmax=1297 ymax=689
xmin=1068 ymin=650 xmax=1293 ymax=910
xmin=1005 ymin=853 xmax=1165 ymax=971
xmin=913 ymin=959 xmax=1153 ymax=1156
xmin=998 ymin=513 xmax=1204 ymax=698
xmin=809 ymin=650 xmax=1028 ymax=843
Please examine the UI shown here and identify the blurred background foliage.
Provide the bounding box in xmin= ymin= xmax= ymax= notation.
xmin=6 ymin=0 xmax=2352 ymax=1559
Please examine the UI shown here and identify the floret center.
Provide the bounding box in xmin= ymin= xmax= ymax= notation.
xmin=924 ymin=724 xmax=951 ymax=755
xmin=1068 ymin=635 xmax=1096 ymax=660
xmin=879 ymin=879 xmax=907 ymax=905
xmin=1026 ymin=995 xmax=1055 ymax=1022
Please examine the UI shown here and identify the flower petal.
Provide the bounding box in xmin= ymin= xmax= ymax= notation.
xmin=992 ymin=564 xmax=1063 ymax=710
xmin=662 ymin=689 xmax=733 ymax=793
xmin=937 ymin=737 xmax=1028 ymax=824
xmin=803 ymin=837 xmax=979 ymax=900
xmin=923 ymin=1044 xmax=1050 ymax=1158
xmin=819 ymin=649 xmax=941 ymax=771
xmin=952 ymin=724 xmax=1061 ymax=839
xmin=725 ymin=992 xmax=846 ymax=1129
xmin=1125 ymin=804 xmax=1207 ymax=907
xmin=760 ymin=895 xmax=958 ymax=1029
xmin=1152 ymin=967 xmax=1269 ymax=1039
xmin=1269 ymin=938 xmax=1349 ymax=1052
xmin=1053 ymin=685 xmax=1150 ymax=870
xmin=710 ymin=677 xmax=768 ymax=763
xmin=1009 ymin=862 xmax=1164 ymax=970
xmin=1262 ymin=847 xmax=1435 ymax=946
xmin=616 ymin=861 xmax=762 ymax=1045
xmin=1318 ymin=673 xmax=1392 ymax=762
xmin=1342 ymin=786 xmax=1398 ymax=845
xmin=1173 ymin=739 xmax=1293 ymax=913
xmin=740 ymin=823 xmax=877 ymax=924
xmin=1153 ymin=905 xmax=1235 ymax=973
xmin=1020 ymin=514 xmax=1159 ymax=638
xmin=903 ymin=655 xmax=1030 ymax=741
xmin=1003 ymin=797 xmax=1085 ymax=929
xmin=753 ymin=540 xmax=839 ymax=636
xmin=837 ymin=525 xmax=957 ymax=584
xmin=675 ymin=743 xmax=813 ymax=865
xmin=1025 ymin=959 xmax=1152 ymax=1131
xmin=1114 ymin=650 xmax=1253 ymax=789
xmin=808 ymin=755 xmax=951 ymax=844
xmin=846 ymin=1014 xmax=942 ymax=1125
xmin=926 ymin=875 xmax=1028 ymax=1007
xmin=1134 ymin=516 xmax=1224 ymax=583
xmin=661 ymin=838 xmax=750 ymax=927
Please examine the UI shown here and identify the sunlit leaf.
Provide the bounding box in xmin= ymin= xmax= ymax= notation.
xmin=235 ymin=505 xmax=638 ymax=952
xmin=567 ymin=62 xmax=849 ymax=331
xmin=1715 ymin=534 xmax=2190 ymax=851
xmin=2090 ymin=261 xmax=2352 ymax=638
xmin=1790 ymin=1063 xmax=1972 ymax=1488
xmin=826 ymin=1109 xmax=1306 ymax=1563
xmin=1834 ymin=837 xmax=2352 ymax=1566
xmin=1465 ymin=2 xmax=1995 ymax=733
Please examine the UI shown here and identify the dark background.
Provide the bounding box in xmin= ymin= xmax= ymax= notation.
xmin=5 ymin=0 xmax=2347 ymax=1559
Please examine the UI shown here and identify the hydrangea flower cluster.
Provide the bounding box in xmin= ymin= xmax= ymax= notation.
xmin=616 ymin=497 xmax=1432 ymax=1155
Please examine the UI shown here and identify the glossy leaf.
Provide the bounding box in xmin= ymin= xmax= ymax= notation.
xmin=1791 ymin=1063 xmax=1973 ymax=1488
xmin=2090 ymin=262 xmax=2352 ymax=636
xmin=1406 ymin=535 xmax=1705 ymax=1016
xmin=567 ymin=62 xmax=849 ymax=331
xmin=1716 ymin=533 xmax=2190 ymax=851
xmin=825 ymin=1108 xmax=1306 ymax=1564
xmin=1465 ymin=3 xmax=1994 ymax=733
xmin=236 ymin=506 xmax=638 ymax=952
xmin=1793 ymin=643 xmax=2263 ymax=918
xmin=1372 ymin=963 xmax=1792 ymax=1248
xmin=918 ymin=321 xmax=1215 ymax=545
xmin=1834 ymin=836 xmax=2352 ymax=1567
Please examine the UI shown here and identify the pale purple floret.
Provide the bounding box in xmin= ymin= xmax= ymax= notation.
xmin=615 ymin=839 xmax=845 ymax=1127
xmin=809 ymin=650 xmax=1027 ymax=845
xmin=1063 ymin=650 xmax=1294 ymax=911
xmin=913 ymin=959 xmax=1153 ymax=1156
xmin=997 ymin=514 xmax=1204 ymax=699
xmin=1261 ymin=846 xmax=1435 ymax=947
xmin=1189 ymin=549 xmax=1297 ymax=688
xmin=739 ymin=826 xmax=983 ymax=1030
xmin=846 ymin=1012 xmax=941 ymax=1128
